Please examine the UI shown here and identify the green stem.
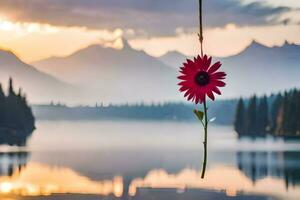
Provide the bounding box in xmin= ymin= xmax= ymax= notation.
xmin=201 ymin=99 xmax=208 ymax=179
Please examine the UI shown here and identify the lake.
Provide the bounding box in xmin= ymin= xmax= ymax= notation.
xmin=0 ymin=120 xmax=299 ymax=200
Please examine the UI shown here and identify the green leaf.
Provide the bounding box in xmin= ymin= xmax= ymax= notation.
xmin=193 ymin=109 xmax=204 ymax=121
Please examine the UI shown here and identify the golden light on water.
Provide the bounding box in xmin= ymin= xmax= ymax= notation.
xmin=113 ymin=176 xmax=124 ymax=198
xmin=129 ymin=166 xmax=300 ymax=199
xmin=0 ymin=182 xmax=13 ymax=194
xmin=0 ymin=163 xmax=123 ymax=197
xmin=0 ymin=162 xmax=299 ymax=199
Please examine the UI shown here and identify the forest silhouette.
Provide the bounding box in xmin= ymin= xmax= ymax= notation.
xmin=0 ymin=78 xmax=35 ymax=146
xmin=234 ymin=89 xmax=300 ymax=137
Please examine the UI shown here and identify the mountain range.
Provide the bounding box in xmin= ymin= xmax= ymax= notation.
xmin=219 ymin=41 xmax=300 ymax=98
xmin=0 ymin=50 xmax=82 ymax=104
xmin=159 ymin=51 xmax=188 ymax=69
xmin=0 ymin=39 xmax=299 ymax=104
xmin=33 ymin=40 xmax=179 ymax=103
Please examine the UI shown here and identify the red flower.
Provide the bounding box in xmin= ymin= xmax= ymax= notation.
xmin=178 ymin=55 xmax=226 ymax=104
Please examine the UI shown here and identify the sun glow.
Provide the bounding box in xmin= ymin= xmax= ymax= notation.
xmin=0 ymin=17 xmax=124 ymax=62
xmin=0 ymin=17 xmax=59 ymax=35
xmin=0 ymin=182 xmax=13 ymax=193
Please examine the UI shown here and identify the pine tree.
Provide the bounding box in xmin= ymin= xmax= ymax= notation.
xmin=257 ymin=95 xmax=269 ymax=135
xmin=0 ymin=84 xmax=6 ymax=127
xmin=286 ymin=89 xmax=298 ymax=135
xmin=234 ymin=98 xmax=245 ymax=136
xmin=282 ymin=92 xmax=290 ymax=135
xmin=5 ymin=78 xmax=19 ymax=130
xmin=16 ymin=88 xmax=26 ymax=131
xmin=246 ymin=95 xmax=257 ymax=135
xmin=0 ymin=78 xmax=35 ymax=146
xmin=21 ymin=94 xmax=35 ymax=132
xmin=0 ymin=78 xmax=35 ymax=133
xmin=275 ymin=92 xmax=289 ymax=136
xmin=296 ymin=90 xmax=300 ymax=135
xmin=237 ymin=89 xmax=300 ymax=137
xmin=270 ymin=93 xmax=282 ymax=133
xmin=7 ymin=77 xmax=13 ymax=96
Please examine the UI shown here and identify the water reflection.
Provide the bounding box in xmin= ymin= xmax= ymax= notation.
xmin=0 ymin=158 xmax=123 ymax=197
xmin=129 ymin=166 xmax=300 ymax=199
xmin=237 ymin=151 xmax=300 ymax=189
xmin=0 ymin=151 xmax=299 ymax=199
xmin=0 ymin=121 xmax=299 ymax=200
xmin=0 ymin=152 xmax=28 ymax=177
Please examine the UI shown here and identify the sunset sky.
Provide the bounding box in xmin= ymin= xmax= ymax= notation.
xmin=0 ymin=0 xmax=299 ymax=62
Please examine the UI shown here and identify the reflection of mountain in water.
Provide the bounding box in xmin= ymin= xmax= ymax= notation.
xmin=0 ymin=156 xmax=280 ymax=200
xmin=0 ymin=150 xmax=298 ymax=199
xmin=0 ymin=151 xmax=29 ymax=177
xmin=237 ymin=151 xmax=300 ymax=189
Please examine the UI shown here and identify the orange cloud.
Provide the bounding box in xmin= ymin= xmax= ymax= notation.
xmin=0 ymin=17 xmax=123 ymax=62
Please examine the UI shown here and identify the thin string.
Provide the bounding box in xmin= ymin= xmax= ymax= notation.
xmin=198 ymin=0 xmax=204 ymax=57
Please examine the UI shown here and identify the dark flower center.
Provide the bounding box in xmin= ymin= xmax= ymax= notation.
xmin=195 ymin=71 xmax=210 ymax=86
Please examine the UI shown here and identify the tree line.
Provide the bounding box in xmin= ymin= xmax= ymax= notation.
xmin=234 ymin=89 xmax=300 ymax=137
xmin=33 ymin=99 xmax=237 ymax=124
xmin=0 ymin=78 xmax=35 ymax=135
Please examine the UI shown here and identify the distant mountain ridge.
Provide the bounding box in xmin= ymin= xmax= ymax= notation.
xmin=33 ymin=40 xmax=180 ymax=103
xmin=0 ymin=49 xmax=81 ymax=104
xmin=159 ymin=40 xmax=300 ymax=68
xmin=3 ymin=39 xmax=299 ymax=104
xmin=220 ymin=41 xmax=300 ymax=98
xmin=159 ymin=51 xmax=189 ymax=68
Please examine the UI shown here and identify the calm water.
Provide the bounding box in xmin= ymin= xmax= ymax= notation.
xmin=0 ymin=120 xmax=300 ymax=200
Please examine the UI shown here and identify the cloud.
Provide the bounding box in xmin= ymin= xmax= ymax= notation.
xmin=0 ymin=18 xmax=123 ymax=62
xmin=0 ymin=0 xmax=292 ymax=36
xmin=129 ymin=24 xmax=300 ymax=57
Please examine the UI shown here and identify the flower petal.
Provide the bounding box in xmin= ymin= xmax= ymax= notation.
xmin=211 ymin=72 xmax=226 ymax=80
xmin=187 ymin=93 xmax=194 ymax=101
xmin=204 ymin=56 xmax=212 ymax=71
xmin=178 ymin=81 xmax=185 ymax=86
xmin=195 ymin=95 xmax=200 ymax=104
xmin=207 ymin=91 xmax=215 ymax=101
xmin=208 ymin=62 xmax=221 ymax=73
xmin=177 ymin=75 xmax=188 ymax=80
xmin=212 ymin=86 xmax=222 ymax=95
xmin=179 ymin=85 xmax=189 ymax=92
xmin=187 ymin=59 xmax=193 ymax=66
xmin=184 ymin=90 xmax=191 ymax=97
xmin=200 ymin=93 xmax=205 ymax=103
xmin=201 ymin=55 xmax=208 ymax=71
xmin=213 ymin=80 xmax=226 ymax=87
